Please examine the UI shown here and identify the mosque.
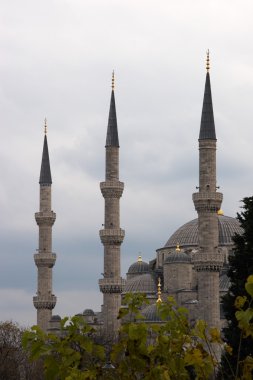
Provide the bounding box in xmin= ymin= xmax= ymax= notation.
xmin=33 ymin=54 xmax=243 ymax=337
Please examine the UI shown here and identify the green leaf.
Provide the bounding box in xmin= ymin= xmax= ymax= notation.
xmin=235 ymin=308 xmax=253 ymax=337
xmin=234 ymin=295 xmax=247 ymax=310
xmin=245 ymin=275 xmax=253 ymax=298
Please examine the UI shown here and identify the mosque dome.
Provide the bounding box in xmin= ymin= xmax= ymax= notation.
xmin=127 ymin=256 xmax=149 ymax=275
xmin=124 ymin=273 xmax=156 ymax=294
xmin=164 ymin=250 xmax=191 ymax=264
xmin=51 ymin=315 xmax=61 ymax=321
xmin=163 ymin=215 xmax=242 ymax=249
xmin=83 ymin=309 xmax=95 ymax=316
xmin=142 ymin=303 xmax=162 ymax=322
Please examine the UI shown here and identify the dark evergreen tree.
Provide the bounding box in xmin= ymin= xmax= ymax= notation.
xmin=220 ymin=197 xmax=253 ymax=379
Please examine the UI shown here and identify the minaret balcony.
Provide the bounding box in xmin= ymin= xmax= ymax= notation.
xmin=35 ymin=211 xmax=56 ymax=226
xmin=34 ymin=253 xmax=57 ymax=268
xmin=99 ymin=228 xmax=125 ymax=245
xmin=192 ymin=192 xmax=223 ymax=212
xmin=100 ymin=181 xmax=124 ymax=198
xmin=99 ymin=278 xmax=126 ymax=293
xmin=33 ymin=295 xmax=57 ymax=310
xmin=192 ymin=251 xmax=224 ymax=272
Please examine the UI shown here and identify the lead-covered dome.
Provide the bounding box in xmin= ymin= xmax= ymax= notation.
xmin=83 ymin=309 xmax=95 ymax=316
xmin=51 ymin=315 xmax=61 ymax=321
xmin=142 ymin=303 xmax=162 ymax=322
xmin=164 ymin=250 xmax=191 ymax=264
xmin=128 ymin=261 xmax=149 ymax=274
xmin=123 ymin=273 xmax=156 ymax=294
xmin=127 ymin=256 xmax=149 ymax=275
xmin=163 ymin=215 xmax=242 ymax=249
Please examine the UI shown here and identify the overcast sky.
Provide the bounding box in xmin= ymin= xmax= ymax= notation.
xmin=1 ymin=0 xmax=253 ymax=326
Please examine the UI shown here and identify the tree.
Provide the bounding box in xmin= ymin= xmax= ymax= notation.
xmin=0 ymin=321 xmax=24 ymax=379
xmin=220 ymin=197 xmax=253 ymax=378
xmin=22 ymin=316 xmax=105 ymax=380
xmin=0 ymin=320 xmax=43 ymax=380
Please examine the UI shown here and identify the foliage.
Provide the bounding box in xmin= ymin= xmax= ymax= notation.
xmin=233 ymin=275 xmax=253 ymax=379
xmin=23 ymin=296 xmax=222 ymax=380
xmin=22 ymin=278 xmax=253 ymax=380
xmin=220 ymin=197 xmax=253 ymax=378
xmin=22 ymin=316 xmax=105 ymax=380
xmin=112 ymin=294 xmax=218 ymax=380
xmin=0 ymin=320 xmax=43 ymax=380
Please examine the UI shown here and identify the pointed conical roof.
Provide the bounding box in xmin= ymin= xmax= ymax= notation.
xmin=39 ymin=135 xmax=52 ymax=185
xmin=199 ymin=72 xmax=216 ymax=140
xmin=105 ymin=89 xmax=119 ymax=147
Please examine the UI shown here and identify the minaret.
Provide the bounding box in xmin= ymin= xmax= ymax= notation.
xmin=33 ymin=120 xmax=57 ymax=331
xmin=99 ymin=73 xmax=125 ymax=338
xmin=192 ymin=52 xmax=224 ymax=329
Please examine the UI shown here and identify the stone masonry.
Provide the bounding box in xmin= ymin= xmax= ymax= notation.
xmin=33 ymin=124 xmax=57 ymax=331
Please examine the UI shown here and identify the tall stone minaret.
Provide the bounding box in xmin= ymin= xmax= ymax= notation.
xmin=99 ymin=73 xmax=125 ymax=338
xmin=192 ymin=52 xmax=224 ymax=329
xmin=33 ymin=120 xmax=57 ymax=331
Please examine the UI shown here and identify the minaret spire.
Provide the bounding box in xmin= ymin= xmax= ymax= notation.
xmin=99 ymin=75 xmax=125 ymax=338
xmin=106 ymin=71 xmax=119 ymax=147
xmin=33 ymin=121 xmax=57 ymax=331
xmin=192 ymin=54 xmax=224 ymax=337
xmin=39 ymin=119 xmax=52 ymax=185
xmin=199 ymin=51 xmax=216 ymax=140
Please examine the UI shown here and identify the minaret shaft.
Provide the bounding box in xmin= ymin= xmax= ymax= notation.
xmin=40 ymin=186 xmax=52 ymax=212
xmin=103 ymin=246 xmax=121 ymax=278
xmin=106 ymin=147 xmax=119 ymax=180
xmin=105 ymin=198 xmax=120 ymax=228
xmin=199 ymin=140 xmax=217 ymax=192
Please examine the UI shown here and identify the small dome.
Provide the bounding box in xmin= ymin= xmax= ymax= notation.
xmin=124 ymin=273 xmax=156 ymax=294
xmin=83 ymin=309 xmax=95 ymax=316
xmin=164 ymin=251 xmax=191 ymax=264
xmin=128 ymin=258 xmax=149 ymax=275
xmin=142 ymin=303 xmax=162 ymax=322
xmin=51 ymin=315 xmax=61 ymax=321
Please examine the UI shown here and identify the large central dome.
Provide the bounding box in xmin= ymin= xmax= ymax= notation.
xmin=163 ymin=215 xmax=242 ymax=249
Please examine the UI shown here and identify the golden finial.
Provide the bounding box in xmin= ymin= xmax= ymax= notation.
xmin=44 ymin=118 xmax=47 ymax=135
xmin=206 ymin=49 xmax=210 ymax=72
xmin=176 ymin=243 xmax=181 ymax=252
xmin=218 ymin=209 xmax=224 ymax=216
xmin=112 ymin=71 xmax=115 ymax=91
xmin=137 ymin=255 xmax=142 ymax=263
xmin=157 ymin=277 xmax=162 ymax=303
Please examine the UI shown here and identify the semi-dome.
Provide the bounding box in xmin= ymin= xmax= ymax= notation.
xmin=163 ymin=215 xmax=242 ymax=249
xmin=127 ymin=256 xmax=149 ymax=275
xmin=164 ymin=250 xmax=191 ymax=264
xmin=124 ymin=273 xmax=156 ymax=294
xmin=142 ymin=303 xmax=162 ymax=322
